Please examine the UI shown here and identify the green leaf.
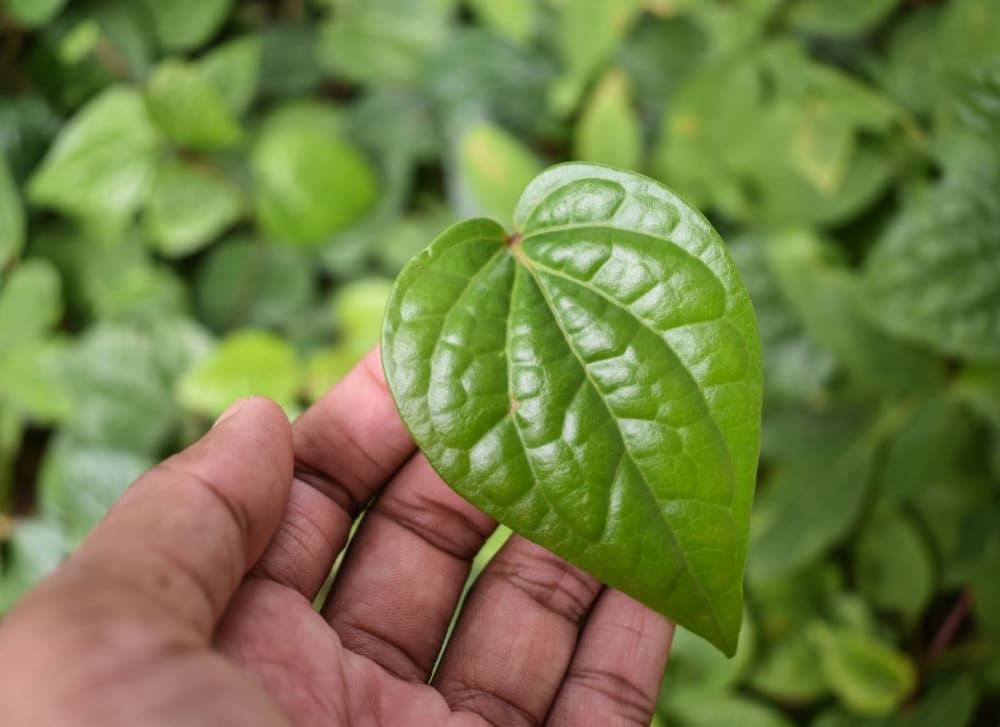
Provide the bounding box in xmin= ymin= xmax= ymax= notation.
xmin=178 ymin=330 xmax=302 ymax=417
xmin=382 ymin=163 xmax=763 ymax=654
xmin=888 ymin=677 xmax=978 ymax=727
xmin=195 ymin=238 xmax=316 ymax=332
xmin=787 ymin=0 xmax=902 ymax=38
xmin=0 ymin=520 xmax=66 ymax=613
xmin=252 ymin=122 xmax=377 ymax=244
xmin=317 ymin=0 xmax=456 ymax=86
xmin=0 ymin=259 xmax=62 ymax=349
xmin=455 ymin=121 xmax=541 ymax=229
xmin=812 ymin=625 xmax=917 ymax=716
xmin=467 ymin=0 xmax=536 ymax=44
xmin=141 ymin=0 xmax=233 ymax=51
xmin=61 ymin=324 xmax=180 ymax=455
xmin=38 ymin=436 xmax=153 ymax=545
xmin=4 ymin=0 xmax=69 ymax=28
xmin=334 ymin=277 xmax=394 ymax=353
xmin=662 ymin=614 xmax=755 ymax=694
xmin=0 ymin=153 xmax=24 ymax=272
xmin=864 ymin=149 xmax=1000 ymax=362
xmin=854 ymin=509 xmax=934 ymax=623
xmin=750 ymin=406 xmax=875 ymax=581
xmin=145 ymin=60 xmax=243 ymax=150
xmin=27 ymin=88 xmax=163 ymax=227
xmin=145 ymin=159 xmax=242 ymax=257
xmin=574 ymin=68 xmax=643 ymax=171
xmin=663 ymin=689 xmax=794 ymax=727
xmin=305 ymin=346 xmax=358 ymax=403
xmin=198 ymin=36 xmax=262 ymax=117
xmin=0 ymin=337 xmax=72 ymax=423
xmin=750 ymin=630 xmax=829 ymax=703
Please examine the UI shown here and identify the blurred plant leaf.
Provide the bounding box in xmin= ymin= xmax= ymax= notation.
xmin=786 ymin=0 xmax=902 ymax=38
xmin=333 ymin=277 xmax=393 ymax=353
xmin=662 ymin=689 xmax=794 ymax=727
xmin=140 ymin=0 xmax=233 ymax=51
xmin=0 ymin=259 xmax=62 ymax=349
xmin=854 ymin=508 xmax=934 ymax=623
xmin=178 ymin=330 xmax=301 ymax=417
xmin=750 ymin=629 xmax=829 ymax=703
xmin=195 ymin=238 xmax=316 ymax=332
xmin=27 ymin=87 xmax=163 ymax=230
xmin=145 ymin=60 xmax=243 ymax=150
xmin=199 ymin=36 xmax=262 ymax=117
xmin=317 ymin=0 xmax=456 ymax=86
xmin=145 ymin=159 xmax=242 ymax=257
xmin=252 ymin=122 xmax=376 ymax=244
xmin=4 ymin=0 xmax=69 ymax=28
xmin=0 ymin=154 xmax=24 ymax=273
xmin=812 ymin=625 xmax=917 ymax=716
xmin=750 ymin=406 xmax=876 ymax=581
xmin=454 ymin=121 xmax=541 ymax=228
xmin=38 ymin=435 xmax=152 ymax=544
xmin=0 ymin=337 xmax=72 ymax=423
xmin=304 ymin=346 xmax=357 ymax=403
xmin=573 ymin=68 xmax=642 ymax=170
xmin=0 ymin=519 xmax=66 ymax=612
xmin=864 ymin=146 xmax=1000 ymax=362
xmin=467 ymin=0 xmax=536 ymax=45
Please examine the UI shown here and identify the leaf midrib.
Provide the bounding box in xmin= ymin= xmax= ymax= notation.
xmin=513 ymin=252 xmax=731 ymax=649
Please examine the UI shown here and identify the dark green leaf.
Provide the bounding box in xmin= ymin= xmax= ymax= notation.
xmin=0 ymin=153 xmax=24 ymax=272
xmin=854 ymin=509 xmax=934 ymax=623
xmin=382 ymin=163 xmax=762 ymax=654
xmin=863 ymin=149 xmax=1000 ymax=362
xmin=195 ymin=238 xmax=316 ymax=331
xmin=787 ymin=0 xmax=902 ymax=38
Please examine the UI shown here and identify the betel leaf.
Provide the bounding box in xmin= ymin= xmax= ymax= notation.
xmin=145 ymin=60 xmax=243 ymax=150
xmin=382 ymin=164 xmax=763 ymax=654
xmin=141 ymin=0 xmax=233 ymax=51
xmin=864 ymin=147 xmax=1000 ymax=362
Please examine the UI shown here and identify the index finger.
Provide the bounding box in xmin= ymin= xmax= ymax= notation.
xmin=250 ymin=347 xmax=417 ymax=599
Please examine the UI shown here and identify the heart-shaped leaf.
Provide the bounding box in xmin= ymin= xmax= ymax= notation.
xmin=382 ymin=163 xmax=762 ymax=654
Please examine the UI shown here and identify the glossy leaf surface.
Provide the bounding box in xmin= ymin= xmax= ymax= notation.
xmin=383 ymin=164 xmax=762 ymax=653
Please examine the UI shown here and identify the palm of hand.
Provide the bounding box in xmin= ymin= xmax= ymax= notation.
xmin=0 ymin=352 xmax=672 ymax=726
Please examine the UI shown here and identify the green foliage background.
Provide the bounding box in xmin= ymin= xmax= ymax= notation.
xmin=1 ymin=0 xmax=998 ymax=723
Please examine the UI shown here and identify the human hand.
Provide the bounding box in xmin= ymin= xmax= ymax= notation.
xmin=0 ymin=349 xmax=674 ymax=726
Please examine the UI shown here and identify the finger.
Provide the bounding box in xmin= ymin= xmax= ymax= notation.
xmin=252 ymin=348 xmax=416 ymax=599
xmin=545 ymin=589 xmax=674 ymax=727
xmin=40 ymin=397 xmax=294 ymax=637
xmin=320 ymin=455 xmax=495 ymax=681
xmin=434 ymin=536 xmax=603 ymax=726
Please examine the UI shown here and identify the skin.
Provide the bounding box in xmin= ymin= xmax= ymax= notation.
xmin=0 ymin=349 xmax=674 ymax=726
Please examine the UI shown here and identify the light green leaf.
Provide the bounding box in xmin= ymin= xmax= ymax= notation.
xmin=141 ymin=0 xmax=233 ymax=51
xmin=751 ymin=630 xmax=829 ymax=703
xmin=812 ymin=625 xmax=917 ymax=716
xmin=252 ymin=123 xmax=376 ymax=244
xmin=0 ymin=259 xmax=62 ymax=349
xmin=334 ymin=277 xmax=394 ymax=352
xmin=663 ymin=689 xmax=794 ymax=727
xmin=456 ymin=122 xmax=541 ymax=229
xmin=854 ymin=509 xmax=934 ymax=623
xmin=199 ymin=36 xmax=262 ymax=116
xmin=383 ymin=163 xmax=762 ymax=654
xmin=178 ymin=330 xmax=302 ymax=417
xmin=305 ymin=346 xmax=358 ymax=403
xmin=28 ymin=88 xmax=162 ymax=226
xmin=0 ymin=337 xmax=72 ymax=423
xmin=62 ymin=324 xmax=179 ymax=455
xmin=145 ymin=159 xmax=242 ymax=257
xmin=574 ymin=68 xmax=642 ymax=170
xmin=864 ymin=149 xmax=1000 ymax=362
xmin=146 ymin=60 xmax=243 ymax=150
xmin=662 ymin=614 xmax=755 ymax=694
xmin=4 ymin=0 xmax=68 ymax=27
xmin=0 ymin=153 xmax=24 ymax=272
xmin=467 ymin=0 xmax=536 ymax=44
xmin=195 ymin=238 xmax=316 ymax=331
xmin=39 ymin=435 xmax=153 ymax=544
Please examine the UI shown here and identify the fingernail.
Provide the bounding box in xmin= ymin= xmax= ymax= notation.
xmin=213 ymin=398 xmax=246 ymax=429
